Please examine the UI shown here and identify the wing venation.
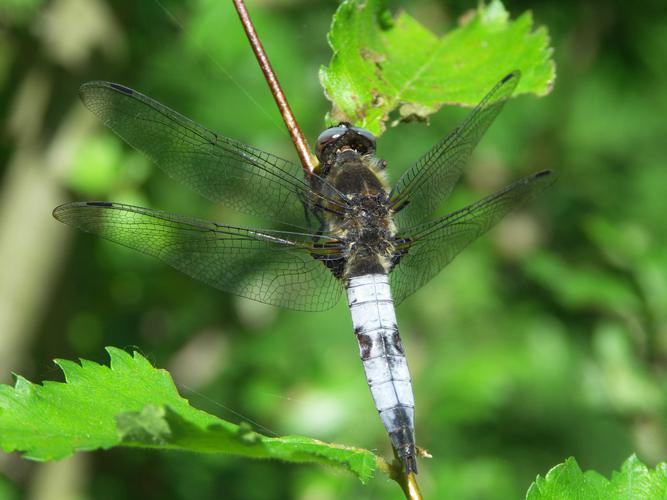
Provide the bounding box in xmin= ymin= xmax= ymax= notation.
xmin=390 ymin=170 xmax=554 ymax=304
xmin=79 ymin=82 xmax=346 ymax=229
xmin=54 ymin=201 xmax=344 ymax=311
xmin=389 ymin=71 xmax=521 ymax=229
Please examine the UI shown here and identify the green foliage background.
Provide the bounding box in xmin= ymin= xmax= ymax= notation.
xmin=0 ymin=0 xmax=666 ymax=499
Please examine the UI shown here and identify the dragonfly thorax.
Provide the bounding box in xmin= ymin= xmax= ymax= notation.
xmin=344 ymin=194 xmax=391 ymax=237
xmin=334 ymin=191 xmax=395 ymax=278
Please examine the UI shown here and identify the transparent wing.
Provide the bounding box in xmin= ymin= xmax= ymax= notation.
xmin=389 ymin=71 xmax=521 ymax=230
xmin=390 ymin=170 xmax=553 ymax=304
xmin=79 ymin=82 xmax=346 ymax=229
xmin=53 ymin=201 xmax=345 ymax=311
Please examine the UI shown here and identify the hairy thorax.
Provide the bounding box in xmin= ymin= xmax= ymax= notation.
xmin=323 ymin=152 xmax=397 ymax=278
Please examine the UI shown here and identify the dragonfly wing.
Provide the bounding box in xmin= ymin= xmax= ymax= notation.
xmin=79 ymin=82 xmax=344 ymax=230
xmin=53 ymin=202 xmax=345 ymax=311
xmin=390 ymin=170 xmax=553 ymax=304
xmin=389 ymin=72 xmax=521 ymax=230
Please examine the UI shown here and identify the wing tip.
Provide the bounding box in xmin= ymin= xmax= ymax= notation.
xmin=518 ymin=169 xmax=556 ymax=189
xmin=52 ymin=201 xmax=81 ymax=221
xmin=52 ymin=201 xmax=115 ymax=222
xmin=79 ymin=80 xmax=105 ymax=94
xmin=52 ymin=203 xmax=65 ymax=221
xmin=533 ymin=169 xmax=558 ymax=186
xmin=502 ymin=70 xmax=521 ymax=83
xmin=78 ymin=81 xmax=135 ymax=106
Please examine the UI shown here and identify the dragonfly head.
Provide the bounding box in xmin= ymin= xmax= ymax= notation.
xmin=315 ymin=123 xmax=376 ymax=173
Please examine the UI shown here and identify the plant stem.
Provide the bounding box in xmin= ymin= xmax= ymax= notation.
xmin=377 ymin=455 xmax=424 ymax=499
xmin=231 ymin=0 xmax=319 ymax=176
xmin=404 ymin=473 xmax=424 ymax=500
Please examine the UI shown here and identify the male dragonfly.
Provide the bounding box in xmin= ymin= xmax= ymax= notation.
xmin=53 ymin=71 xmax=553 ymax=474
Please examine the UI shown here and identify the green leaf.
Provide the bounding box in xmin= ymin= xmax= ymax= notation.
xmin=320 ymin=0 xmax=555 ymax=135
xmin=0 ymin=348 xmax=377 ymax=483
xmin=526 ymin=455 xmax=667 ymax=499
xmin=526 ymin=458 xmax=610 ymax=499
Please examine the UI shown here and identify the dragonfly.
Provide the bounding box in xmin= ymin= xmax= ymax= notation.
xmin=53 ymin=70 xmax=553 ymax=474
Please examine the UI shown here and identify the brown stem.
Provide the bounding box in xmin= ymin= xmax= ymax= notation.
xmin=232 ymin=0 xmax=319 ymax=176
xmin=404 ymin=473 xmax=424 ymax=500
xmin=377 ymin=454 xmax=424 ymax=500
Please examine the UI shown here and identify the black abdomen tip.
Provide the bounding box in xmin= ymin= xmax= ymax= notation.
xmin=404 ymin=454 xmax=418 ymax=474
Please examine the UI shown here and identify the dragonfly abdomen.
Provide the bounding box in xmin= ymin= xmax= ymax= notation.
xmin=346 ymin=273 xmax=417 ymax=473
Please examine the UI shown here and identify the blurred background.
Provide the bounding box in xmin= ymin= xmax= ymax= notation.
xmin=1 ymin=0 xmax=666 ymax=498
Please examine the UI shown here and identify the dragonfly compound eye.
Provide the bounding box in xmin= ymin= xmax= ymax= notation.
xmin=316 ymin=125 xmax=349 ymax=157
xmin=350 ymin=127 xmax=376 ymax=153
xmin=315 ymin=124 xmax=377 ymax=165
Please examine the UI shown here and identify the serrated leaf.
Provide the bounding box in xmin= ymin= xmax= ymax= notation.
xmin=526 ymin=455 xmax=667 ymax=499
xmin=526 ymin=458 xmax=609 ymax=499
xmin=608 ymin=455 xmax=667 ymax=499
xmin=0 ymin=348 xmax=377 ymax=483
xmin=120 ymin=405 xmax=377 ymax=482
xmin=320 ymin=0 xmax=555 ymax=135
